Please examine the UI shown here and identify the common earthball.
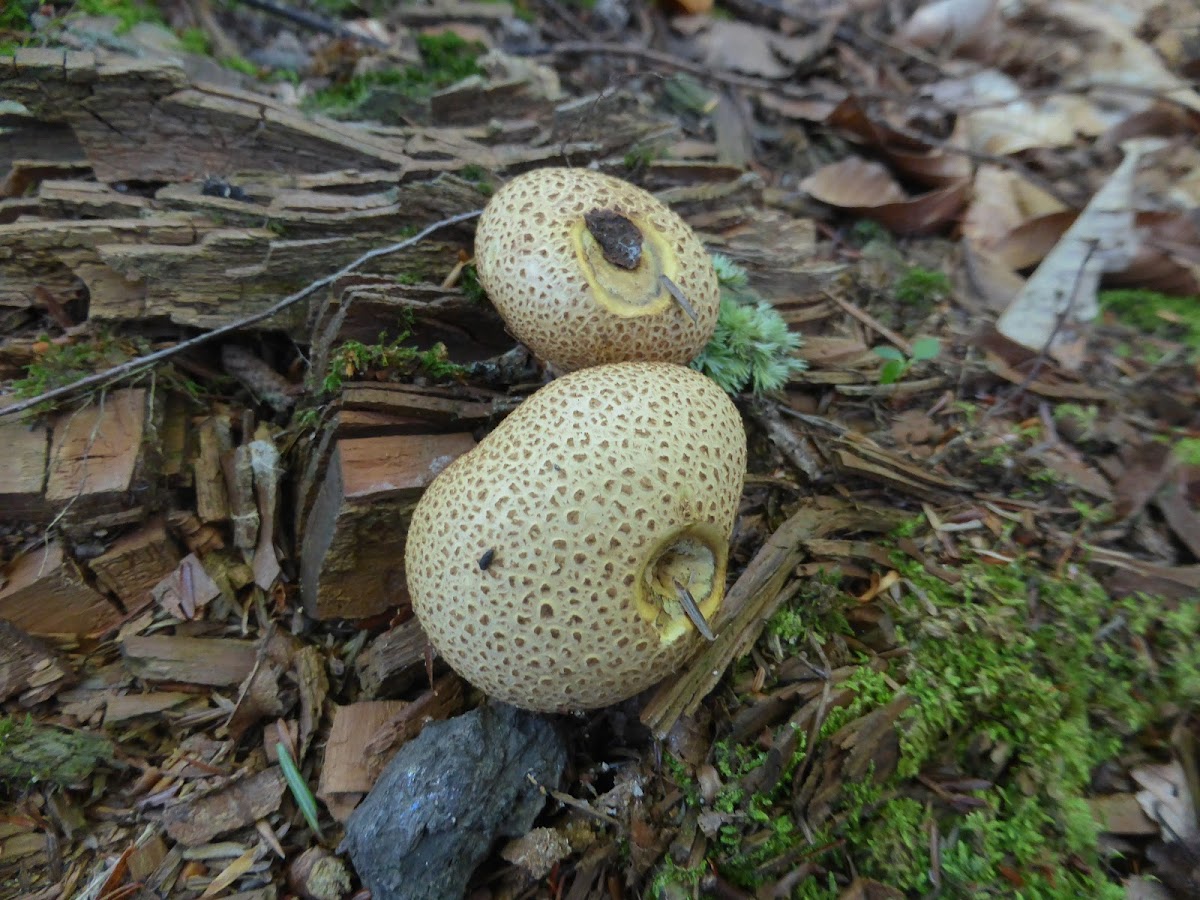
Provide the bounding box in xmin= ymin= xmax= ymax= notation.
xmin=473 ymin=167 xmax=720 ymax=372
xmin=404 ymin=362 xmax=746 ymax=712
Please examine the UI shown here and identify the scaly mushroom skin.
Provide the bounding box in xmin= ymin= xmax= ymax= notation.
xmin=474 ymin=168 xmax=720 ymax=372
xmin=405 ymin=362 xmax=746 ymax=712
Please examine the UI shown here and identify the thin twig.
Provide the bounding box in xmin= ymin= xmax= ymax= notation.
xmin=540 ymin=40 xmax=790 ymax=96
xmin=746 ymin=399 xmax=824 ymax=482
xmin=237 ymin=0 xmax=389 ymax=48
xmin=0 ymin=210 xmax=483 ymax=420
xmin=826 ymin=292 xmax=912 ymax=355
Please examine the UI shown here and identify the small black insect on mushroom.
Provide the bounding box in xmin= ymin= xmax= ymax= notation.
xmin=584 ymin=208 xmax=644 ymax=270
xmin=478 ymin=548 xmax=496 ymax=571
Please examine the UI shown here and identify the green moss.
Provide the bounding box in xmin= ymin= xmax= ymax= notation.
xmin=178 ymin=26 xmax=211 ymax=55
xmin=692 ymin=532 xmax=1196 ymax=897
xmin=322 ymin=331 xmax=465 ymax=393
xmin=818 ymin=666 xmax=897 ymax=737
xmin=1100 ymin=288 xmax=1200 ymax=349
xmin=691 ymin=254 xmax=807 ymax=394
xmin=307 ymin=32 xmax=484 ymax=114
xmin=622 ymin=144 xmax=660 ymax=171
xmin=851 ymin=796 xmax=933 ymax=892
xmin=1 ymin=0 xmax=37 ymax=32
xmin=0 ymin=717 xmax=114 ymax=787
xmin=221 ymin=55 xmax=259 ymax=77
xmin=766 ymin=571 xmax=849 ymax=646
xmin=459 ymin=165 xmax=494 ymax=195
xmin=1174 ymin=437 xmax=1200 ymax=466
xmin=849 ymin=219 xmax=892 ymax=247
xmin=75 ymin=0 xmax=164 ymax=33
xmin=1052 ymin=402 xmax=1100 ymax=437
xmin=871 ymin=559 xmax=1196 ymax=895
xmin=648 ymin=856 xmax=702 ymax=899
xmin=664 ymin=754 xmax=700 ymax=808
xmin=460 ymin=263 xmax=486 ymax=303
xmin=894 ymin=266 xmax=950 ymax=306
xmin=12 ymin=333 xmax=145 ymax=411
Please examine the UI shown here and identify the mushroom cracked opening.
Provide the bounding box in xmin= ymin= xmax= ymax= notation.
xmin=636 ymin=524 xmax=727 ymax=643
xmin=572 ymin=211 xmax=681 ymax=318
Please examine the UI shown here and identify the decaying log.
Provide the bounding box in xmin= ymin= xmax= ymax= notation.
xmin=299 ymin=432 xmax=476 ymax=620
xmin=291 ymin=381 xmax=504 ymax=541
xmin=0 ymin=192 xmax=481 ymax=332
xmin=4 ymin=50 xmax=409 ymax=182
xmin=0 ymin=215 xmax=197 ymax=313
xmin=0 ymin=620 xmax=76 ymax=705
xmin=3 ymin=49 xmax=657 ymax=185
xmin=0 ymin=542 xmax=123 ymax=637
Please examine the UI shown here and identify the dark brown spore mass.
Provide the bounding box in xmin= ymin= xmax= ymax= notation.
xmin=584 ymin=208 xmax=644 ymax=270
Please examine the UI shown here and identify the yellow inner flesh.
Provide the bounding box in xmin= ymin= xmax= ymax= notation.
xmin=637 ymin=527 xmax=726 ymax=643
xmin=572 ymin=214 xmax=682 ymax=318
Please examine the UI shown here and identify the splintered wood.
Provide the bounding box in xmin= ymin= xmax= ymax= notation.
xmin=45 ymin=387 xmax=154 ymax=530
xmin=0 ymin=542 xmax=122 ymax=637
xmin=0 ymin=388 xmax=156 ymax=529
xmin=0 ymin=620 xmax=75 ymax=704
xmin=120 ymin=635 xmax=258 ymax=686
xmin=0 ymin=420 xmax=50 ymax=520
xmin=299 ymin=432 xmax=476 ymax=620
xmin=162 ymin=767 xmax=287 ymax=846
xmin=87 ymin=519 xmax=182 ymax=615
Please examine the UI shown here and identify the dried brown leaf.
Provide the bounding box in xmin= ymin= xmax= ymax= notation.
xmin=898 ymin=0 xmax=998 ymax=52
xmin=802 ymin=158 xmax=907 ymax=206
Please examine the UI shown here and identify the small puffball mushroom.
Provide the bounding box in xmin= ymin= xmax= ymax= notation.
xmin=473 ymin=168 xmax=720 ymax=372
xmin=405 ymin=362 xmax=746 ymax=712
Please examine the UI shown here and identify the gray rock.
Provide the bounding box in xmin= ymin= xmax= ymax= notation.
xmin=248 ymin=31 xmax=312 ymax=74
xmin=340 ymin=703 xmax=568 ymax=900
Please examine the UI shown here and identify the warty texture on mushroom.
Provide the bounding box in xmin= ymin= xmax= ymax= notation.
xmin=473 ymin=168 xmax=721 ymax=373
xmin=404 ymin=361 xmax=747 ymax=712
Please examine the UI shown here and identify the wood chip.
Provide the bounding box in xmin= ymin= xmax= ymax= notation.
xmin=0 ymin=620 xmax=76 ymax=704
xmin=162 ymin=768 xmax=286 ymax=846
xmin=0 ymin=542 xmax=123 ymax=637
xmin=88 ymin=519 xmax=183 ymax=614
xmin=152 ymin=553 xmax=222 ymax=621
xmin=121 ymin=635 xmax=257 ymax=686
xmin=105 ymin=692 xmax=194 ymax=725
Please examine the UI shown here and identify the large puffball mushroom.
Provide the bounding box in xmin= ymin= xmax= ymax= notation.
xmin=405 ymin=362 xmax=746 ymax=712
xmin=473 ymin=168 xmax=720 ymax=372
